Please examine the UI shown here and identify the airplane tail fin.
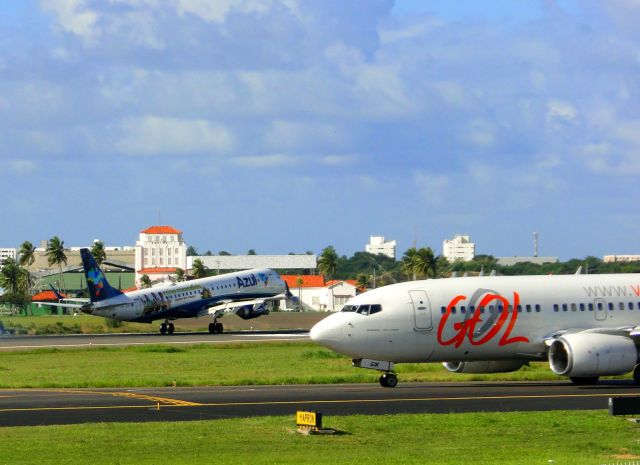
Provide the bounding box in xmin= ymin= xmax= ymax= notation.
xmin=48 ymin=284 xmax=65 ymax=301
xmin=284 ymin=282 xmax=301 ymax=309
xmin=80 ymin=248 xmax=123 ymax=302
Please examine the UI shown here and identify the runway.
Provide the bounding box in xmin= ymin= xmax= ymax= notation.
xmin=0 ymin=331 xmax=310 ymax=350
xmin=1 ymin=381 xmax=638 ymax=427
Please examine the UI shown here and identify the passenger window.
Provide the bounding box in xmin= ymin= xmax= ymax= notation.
xmin=460 ymin=306 xmax=466 ymax=314
xmin=469 ymin=305 xmax=476 ymax=313
xmin=535 ymin=304 xmax=541 ymax=312
xmin=526 ymin=304 xmax=532 ymax=313
xmin=554 ymin=304 xmax=559 ymax=312
xmin=608 ymin=302 xmax=614 ymax=311
xmin=517 ymin=305 xmax=522 ymax=313
xmin=451 ymin=307 xmax=457 ymax=314
xmin=588 ymin=303 xmax=594 ymax=311
xmin=629 ymin=302 xmax=634 ymax=310
xmin=597 ymin=302 xmax=603 ymax=310
xmin=570 ymin=303 xmax=577 ymax=312
xmin=441 ymin=306 xmax=446 ymax=314
xmin=619 ymin=302 xmax=625 ymax=311
xmin=562 ymin=304 xmax=568 ymax=312
xmin=579 ymin=303 xmax=585 ymax=311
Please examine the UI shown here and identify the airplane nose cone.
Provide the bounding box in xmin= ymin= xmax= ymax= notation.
xmin=309 ymin=315 xmax=340 ymax=348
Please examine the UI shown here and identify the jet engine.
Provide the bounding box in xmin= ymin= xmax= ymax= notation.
xmin=443 ymin=360 xmax=525 ymax=374
xmin=236 ymin=302 xmax=270 ymax=320
xmin=548 ymin=333 xmax=638 ymax=377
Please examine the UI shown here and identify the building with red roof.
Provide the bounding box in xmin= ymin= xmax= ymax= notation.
xmin=135 ymin=225 xmax=187 ymax=285
xmin=281 ymin=275 xmax=361 ymax=312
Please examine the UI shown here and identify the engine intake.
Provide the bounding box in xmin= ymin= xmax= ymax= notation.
xmin=443 ymin=360 xmax=525 ymax=374
xmin=548 ymin=333 xmax=638 ymax=377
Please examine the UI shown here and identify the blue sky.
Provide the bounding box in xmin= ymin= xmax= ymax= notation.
xmin=0 ymin=0 xmax=639 ymax=260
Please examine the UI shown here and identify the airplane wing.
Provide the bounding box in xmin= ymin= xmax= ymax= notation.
xmin=543 ymin=326 xmax=640 ymax=346
xmin=196 ymin=295 xmax=285 ymax=320
xmin=34 ymin=300 xmax=86 ymax=309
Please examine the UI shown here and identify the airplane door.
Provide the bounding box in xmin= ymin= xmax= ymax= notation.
xmin=410 ymin=290 xmax=432 ymax=331
xmin=594 ymin=298 xmax=607 ymax=321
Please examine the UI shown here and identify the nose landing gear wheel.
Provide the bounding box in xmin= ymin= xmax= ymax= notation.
xmin=160 ymin=323 xmax=167 ymax=334
xmin=167 ymin=323 xmax=174 ymax=335
xmin=379 ymin=373 xmax=398 ymax=388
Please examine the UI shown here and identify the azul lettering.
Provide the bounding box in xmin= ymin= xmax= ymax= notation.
xmin=437 ymin=292 xmax=529 ymax=348
xmin=236 ymin=274 xmax=258 ymax=288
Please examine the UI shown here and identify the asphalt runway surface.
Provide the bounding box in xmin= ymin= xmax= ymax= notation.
xmin=0 ymin=331 xmax=310 ymax=350
xmin=1 ymin=381 xmax=639 ymax=427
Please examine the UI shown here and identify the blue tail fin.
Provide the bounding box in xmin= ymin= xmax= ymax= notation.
xmin=48 ymin=284 xmax=64 ymax=301
xmin=80 ymin=248 xmax=123 ymax=302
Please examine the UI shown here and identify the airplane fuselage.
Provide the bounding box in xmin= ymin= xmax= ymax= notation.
xmin=311 ymin=273 xmax=640 ymax=364
xmin=86 ymin=268 xmax=285 ymax=323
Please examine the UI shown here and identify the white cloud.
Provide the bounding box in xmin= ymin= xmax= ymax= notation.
xmin=9 ymin=160 xmax=38 ymax=174
xmin=116 ymin=116 xmax=235 ymax=156
xmin=233 ymin=153 xmax=295 ymax=167
xmin=41 ymin=0 xmax=100 ymax=41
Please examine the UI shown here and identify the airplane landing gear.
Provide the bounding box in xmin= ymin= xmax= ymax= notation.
xmin=379 ymin=373 xmax=398 ymax=388
xmin=160 ymin=321 xmax=174 ymax=335
xmin=208 ymin=320 xmax=224 ymax=334
xmin=634 ymin=365 xmax=640 ymax=385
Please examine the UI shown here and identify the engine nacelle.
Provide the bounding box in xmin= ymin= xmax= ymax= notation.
xmin=236 ymin=302 xmax=270 ymax=320
xmin=548 ymin=333 xmax=638 ymax=377
xmin=443 ymin=360 xmax=525 ymax=374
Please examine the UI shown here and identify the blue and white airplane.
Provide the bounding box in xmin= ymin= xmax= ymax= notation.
xmin=56 ymin=248 xmax=297 ymax=334
xmin=311 ymin=272 xmax=640 ymax=387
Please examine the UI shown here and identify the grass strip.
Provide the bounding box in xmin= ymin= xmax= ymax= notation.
xmin=0 ymin=410 xmax=638 ymax=464
xmin=0 ymin=342 xmax=631 ymax=388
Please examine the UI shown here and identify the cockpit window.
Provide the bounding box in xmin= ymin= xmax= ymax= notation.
xmin=369 ymin=304 xmax=382 ymax=315
xmin=341 ymin=304 xmax=383 ymax=315
xmin=356 ymin=305 xmax=370 ymax=315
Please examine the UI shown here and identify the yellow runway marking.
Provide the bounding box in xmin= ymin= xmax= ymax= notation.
xmin=0 ymin=389 xmax=201 ymax=407
xmin=0 ymin=391 xmax=635 ymax=413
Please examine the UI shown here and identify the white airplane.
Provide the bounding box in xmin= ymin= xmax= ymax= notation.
xmin=53 ymin=248 xmax=297 ymax=334
xmin=310 ymin=273 xmax=640 ymax=387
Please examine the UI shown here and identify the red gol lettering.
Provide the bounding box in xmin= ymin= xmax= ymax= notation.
xmin=437 ymin=292 xmax=529 ymax=348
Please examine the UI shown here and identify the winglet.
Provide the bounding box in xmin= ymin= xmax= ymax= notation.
xmin=80 ymin=248 xmax=123 ymax=302
xmin=48 ymin=284 xmax=65 ymax=301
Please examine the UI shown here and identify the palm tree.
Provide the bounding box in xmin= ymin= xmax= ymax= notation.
xmin=356 ymin=273 xmax=369 ymax=290
xmin=18 ymin=241 xmax=36 ymax=268
xmin=192 ymin=259 xmax=207 ymax=279
xmin=139 ymin=274 xmax=152 ymax=289
xmin=401 ymin=247 xmax=418 ymax=280
xmin=318 ymin=246 xmax=338 ymax=310
xmin=412 ymin=247 xmax=437 ymax=279
xmin=295 ymin=276 xmax=304 ymax=311
xmin=0 ymin=258 xmax=30 ymax=314
xmin=18 ymin=241 xmax=36 ymax=299
xmin=174 ymin=268 xmax=186 ymax=282
xmin=90 ymin=240 xmax=107 ymax=266
xmin=401 ymin=247 xmax=437 ymax=280
xmin=46 ymin=236 xmax=67 ymax=293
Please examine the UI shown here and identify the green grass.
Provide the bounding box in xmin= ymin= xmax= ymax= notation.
xmin=0 ymin=342 xmax=631 ymax=388
xmin=0 ymin=411 xmax=638 ymax=464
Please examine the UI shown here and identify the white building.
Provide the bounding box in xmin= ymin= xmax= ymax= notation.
xmin=365 ymin=236 xmax=396 ymax=259
xmin=280 ymin=276 xmax=360 ymax=312
xmin=443 ymin=234 xmax=475 ymax=262
xmin=189 ymin=254 xmax=316 ymax=272
xmin=603 ymin=255 xmax=640 ymax=263
xmin=0 ymin=248 xmax=17 ymax=265
xmin=135 ymin=226 xmax=187 ymax=284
